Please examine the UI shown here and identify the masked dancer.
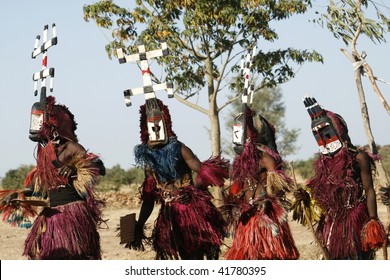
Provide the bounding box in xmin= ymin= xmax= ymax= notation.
xmin=293 ymin=96 xmax=386 ymax=259
xmin=221 ymin=106 xmax=299 ymax=260
xmin=122 ymin=98 xmax=229 ymax=260
xmin=0 ymin=96 xmax=106 ymax=259
xmin=0 ymin=24 xmax=106 ymax=259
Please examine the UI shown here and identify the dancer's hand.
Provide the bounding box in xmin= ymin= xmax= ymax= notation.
xmin=293 ymin=189 xmax=310 ymax=206
xmin=58 ymin=165 xmax=76 ymax=178
xmin=52 ymin=160 xmax=76 ymax=178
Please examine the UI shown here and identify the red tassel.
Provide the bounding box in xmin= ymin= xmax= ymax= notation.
xmin=361 ymin=219 xmax=386 ymax=250
xmin=230 ymin=181 xmax=242 ymax=196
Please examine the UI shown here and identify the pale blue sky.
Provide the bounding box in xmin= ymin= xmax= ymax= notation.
xmin=0 ymin=1 xmax=389 ymax=178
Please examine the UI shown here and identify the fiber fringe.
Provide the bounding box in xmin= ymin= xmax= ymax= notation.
xmin=152 ymin=186 xmax=225 ymax=260
xmin=225 ymin=195 xmax=299 ymax=260
xmin=361 ymin=219 xmax=386 ymax=251
xmin=232 ymin=142 xmax=260 ymax=184
xmin=35 ymin=142 xmax=67 ymax=193
xmin=306 ymin=147 xmax=380 ymax=259
xmin=134 ymin=139 xmax=182 ymax=183
xmin=67 ymin=151 xmax=101 ymax=198
xmin=219 ymin=191 xmax=241 ymax=237
xmin=24 ymin=201 xmax=102 ymax=259
xmin=196 ymin=154 xmax=230 ymax=187
xmin=0 ymin=190 xmax=36 ymax=228
xmin=266 ymin=171 xmax=293 ymax=194
xmin=291 ymin=188 xmax=321 ymax=226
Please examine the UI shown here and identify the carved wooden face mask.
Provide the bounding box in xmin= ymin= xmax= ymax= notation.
xmin=29 ymin=101 xmax=46 ymax=142
xmin=232 ymin=112 xmax=245 ymax=155
xmin=29 ymin=96 xmax=78 ymax=144
xmin=311 ymin=116 xmax=342 ymax=156
xmin=146 ymin=99 xmax=168 ymax=146
xmin=232 ymin=107 xmax=276 ymax=155
xmin=304 ymin=96 xmax=343 ymax=156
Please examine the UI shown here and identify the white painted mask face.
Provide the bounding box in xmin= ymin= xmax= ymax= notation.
xmin=232 ymin=113 xmax=246 ymax=155
xmin=147 ymin=116 xmax=166 ymax=142
xmin=29 ymin=102 xmax=45 ymax=142
xmin=30 ymin=110 xmax=44 ymax=132
xmin=147 ymin=113 xmax=168 ymax=147
xmin=303 ymin=96 xmax=343 ymax=156
xmin=144 ymin=99 xmax=169 ymax=147
xmin=233 ymin=123 xmax=243 ymax=146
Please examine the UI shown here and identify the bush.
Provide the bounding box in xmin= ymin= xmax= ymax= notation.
xmin=1 ymin=165 xmax=35 ymax=190
xmin=96 ymin=164 xmax=144 ymax=192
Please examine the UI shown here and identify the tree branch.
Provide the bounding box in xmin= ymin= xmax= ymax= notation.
xmin=363 ymin=62 xmax=390 ymax=116
xmin=173 ymin=93 xmax=209 ymax=115
xmin=341 ymin=47 xmax=390 ymax=116
xmin=140 ymin=2 xmax=206 ymax=60
xmin=351 ymin=0 xmax=363 ymax=57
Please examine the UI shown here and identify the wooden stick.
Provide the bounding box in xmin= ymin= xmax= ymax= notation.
xmin=289 ymin=161 xmax=330 ymax=260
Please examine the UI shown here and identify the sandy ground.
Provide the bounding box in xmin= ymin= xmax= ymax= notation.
xmin=0 ymin=193 xmax=388 ymax=260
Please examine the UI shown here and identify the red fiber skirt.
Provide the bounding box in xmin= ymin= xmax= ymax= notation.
xmin=23 ymin=201 xmax=102 ymax=260
xmin=225 ymin=199 xmax=299 ymax=260
xmin=152 ymin=186 xmax=225 ymax=259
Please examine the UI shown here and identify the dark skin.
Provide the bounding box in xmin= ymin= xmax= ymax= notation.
xmin=54 ymin=140 xmax=106 ymax=178
xmin=357 ymin=151 xmax=378 ymax=219
xmin=136 ymin=142 xmax=204 ymax=260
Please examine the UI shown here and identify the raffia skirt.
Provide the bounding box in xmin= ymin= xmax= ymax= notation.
xmin=152 ymin=186 xmax=225 ymax=260
xmin=225 ymin=198 xmax=299 ymax=260
xmin=317 ymin=202 xmax=374 ymax=260
xmin=23 ymin=201 xmax=102 ymax=260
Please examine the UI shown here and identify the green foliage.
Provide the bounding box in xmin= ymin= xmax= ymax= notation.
xmin=319 ymin=0 xmax=389 ymax=46
xmin=83 ymin=0 xmax=323 ymax=96
xmin=225 ymin=86 xmax=299 ymax=158
xmin=84 ymin=0 xmax=323 ymax=156
xmin=97 ymin=164 xmax=144 ymax=192
xmin=0 ymin=165 xmax=35 ymax=190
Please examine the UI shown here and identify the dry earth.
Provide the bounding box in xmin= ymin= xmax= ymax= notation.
xmin=0 ymin=190 xmax=388 ymax=260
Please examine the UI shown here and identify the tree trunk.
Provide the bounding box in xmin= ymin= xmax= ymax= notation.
xmin=209 ymin=110 xmax=221 ymax=156
xmin=205 ymin=56 xmax=224 ymax=207
xmin=354 ymin=68 xmax=389 ymax=190
xmin=206 ymin=57 xmax=221 ymax=157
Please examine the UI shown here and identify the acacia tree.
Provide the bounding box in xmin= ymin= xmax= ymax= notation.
xmin=320 ymin=0 xmax=390 ymax=258
xmin=83 ymin=0 xmax=322 ymax=156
